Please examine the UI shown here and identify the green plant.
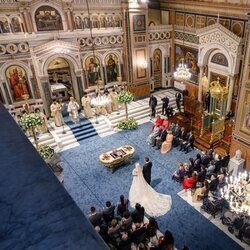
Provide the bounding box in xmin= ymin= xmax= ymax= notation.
xmin=117 ymin=117 xmax=138 ymax=130
xmin=20 ymin=113 xmax=42 ymax=148
xmin=117 ymin=91 xmax=134 ymax=121
xmin=38 ymin=145 xmax=55 ymax=159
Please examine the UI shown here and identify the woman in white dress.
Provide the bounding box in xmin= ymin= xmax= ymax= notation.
xmin=129 ymin=163 xmax=172 ymax=217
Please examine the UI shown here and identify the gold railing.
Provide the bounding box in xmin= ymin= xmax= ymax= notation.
xmin=210 ymin=117 xmax=225 ymax=143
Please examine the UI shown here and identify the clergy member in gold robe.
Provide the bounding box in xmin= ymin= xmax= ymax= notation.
xmin=81 ymin=93 xmax=93 ymax=119
xmin=35 ymin=108 xmax=48 ymax=133
xmin=110 ymin=88 xmax=119 ymax=111
xmin=67 ymin=97 xmax=80 ymax=123
xmin=50 ymin=101 xmax=64 ymax=127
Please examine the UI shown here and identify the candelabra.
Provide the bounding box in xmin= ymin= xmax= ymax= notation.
xmin=220 ymin=171 xmax=250 ymax=216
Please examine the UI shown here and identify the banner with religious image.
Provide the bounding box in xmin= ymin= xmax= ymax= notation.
xmin=6 ymin=65 xmax=31 ymax=102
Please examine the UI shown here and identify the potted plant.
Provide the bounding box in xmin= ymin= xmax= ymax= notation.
xmin=20 ymin=112 xmax=42 ymax=148
xmin=117 ymin=91 xmax=138 ymax=130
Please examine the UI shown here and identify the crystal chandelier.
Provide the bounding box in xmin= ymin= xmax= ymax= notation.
xmin=174 ymin=58 xmax=191 ymax=82
xmin=220 ymin=171 xmax=250 ymax=216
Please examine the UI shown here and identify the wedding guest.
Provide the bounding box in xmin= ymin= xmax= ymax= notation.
xmin=67 ymin=97 xmax=80 ymax=123
xmin=145 ymin=217 xmax=159 ymax=239
xmin=207 ymin=148 xmax=215 ymax=159
xmin=187 ymin=158 xmax=195 ymax=176
xmin=162 ymin=117 xmax=169 ymax=130
xmin=214 ymin=155 xmax=223 ymax=173
xmin=182 ymin=172 xmax=198 ymax=190
xmin=102 ymin=201 xmax=116 ymax=224
xmin=172 ymin=163 xmax=186 ymax=182
xmin=147 ymin=124 xmax=160 ymax=146
xmin=178 ymin=127 xmax=187 ymax=147
xmin=131 ymin=203 xmax=145 ymax=223
xmin=161 ymin=130 xmax=174 ymax=154
xmin=118 ymin=232 xmax=132 ymax=250
xmin=193 ymin=154 xmax=202 ymax=172
xmin=175 ymin=92 xmax=182 ymax=112
xmin=180 ymin=131 xmax=194 ymax=154
xmin=206 ymin=160 xmax=216 ymax=176
xmin=151 ymin=115 xmax=163 ymax=131
xmin=50 ymin=101 xmax=64 ymax=127
xmin=222 ymin=152 xmax=230 ymax=168
xmin=121 ymin=211 xmax=132 ymax=231
xmin=108 ymin=219 xmax=121 ymax=235
xmin=208 ymin=174 xmax=219 ymax=192
xmin=158 ymin=229 xmax=175 ymax=250
xmin=192 ymin=181 xmax=209 ymax=202
xmin=149 ymin=94 xmax=157 ymax=118
xmin=166 ymin=106 xmax=174 ymax=118
xmin=117 ymin=195 xmax=129 ymax=217
xmin=161 ymin=96 xmax=169 ymax=116
xmin=131 ymin=223 xmax=146 ymax=245
xmin=197 ymin=165 xmax=207 ymax=183
xmin=89 ymin=206 xmax=103 ymax=227
xmin=81 ymin=92 xmax=93 ymax=118
xmin=155 ymin=126 xmax=168 ymax=149
xmin=201 ymin=151 xmax=211 ymax=167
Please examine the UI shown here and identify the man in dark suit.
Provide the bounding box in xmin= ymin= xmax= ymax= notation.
xmin=89 ymin=206 xmax=103 ymax=227
xmin=204 ymin=91 xmax=211 ymax=111
xmin=222 ymin=152 xmax=230 ymax=168
xmin=172 ymin=124 xmax=181 ymax=147
xmin=161 ymin=96 xmax=169 ymax=116
xmin=149 ymin=95 xmax=157 ymax=118
xmin=142 ymin=157 xmax=152 ymax=185
xmin=155 ymin=127 xmax=168 ymax=149
xmin=102 ymin=201 xmax=116 ymax=224
xmin=175 ymin=92 xmax=182 ymax=112
xmin=131 ymin=203 xmax=145 ymax=223
xmin=131 ymin=223 xmax=147 ymax=245
xmin=184 ymin=131 xmax=195 ymax=154
xmin=178 ymin=127 xmax=186 ymax=147
xmin=214 ymin=155 xmax=223 ymax=173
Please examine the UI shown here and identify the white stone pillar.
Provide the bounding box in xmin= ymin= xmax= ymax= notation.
xmin=198 ymin=66 xmax=204 ymax=102
xmin=67 ymin=9 xmax=73 ymax=31
xmin=226 ymin=75 xmax=235 ymax=112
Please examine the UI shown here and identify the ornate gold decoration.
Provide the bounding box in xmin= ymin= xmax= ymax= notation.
xmin=210 ymin=77 xmax=228 ymax=99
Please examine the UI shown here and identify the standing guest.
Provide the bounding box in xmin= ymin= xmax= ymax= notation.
xmin=81 ymin=92 xmax=93 ymax=118
xmin=161 ymin=96 xmax=169 ymax=116
xmin=207 ymin=148 xmax=215 ymax=159
xmin=208 ymin=174 xmax=219 ymax=192
xmin=149 ymin=94 xmax=158 ymax=118
xmin=184 ymin=131 xmax=195 ymax=154
xmin=118 ymin=232 xmax=132 ymax=250
xmin=145 ymin=217 xmax=159 ymax=239
xmin=108 ymin=219 xmax=121 ymax=235
xmin=102 ymin=201 xmax=116 ymax=224
xmin=117 ymin=195 xmax=129 ymax=217
xmin=50 ymin=101 xmax=64 ymax=127
xmin=182 ymin=89 xmax=189 ymax=97
xmin=182 ymin=172 xmax=198 ymax=190
xmin=166 ymin=106 xmax=174 ymax=118
xmin=204 ymin=91 xmax=211 ymax=111
xmin=67 ymin=97 xmax=80 ymax=123
xmin=89 ymin=206 xmax=103 ymax=227
xmin=201 ymin=151 xmax=211 ymax=167
xmin=131 ymin=203 xmax=145 ymax=223
xmin=131 ymin=223 xmax=146 ymax=245
xmin=198 ymin=165 xmax=207 ymax=183
xmin=161 ymin=130 xmax=174 ymax=154
xmin=175 ymin=92 xmax=182 ymax=112
xmin=193 ymin=153 xmax=202 ymax=172
xmin=172 ymin=124 xmax=181 ymax=147
xmin=187 ymin=158 xmax=195 ymax=176
xmin=121 ymin=211 xmax=132 ymax=231
xmin=110 ymin=88 xmax=119 ymax=111
xmin=142 ymin=157 xmax=152 ymax=185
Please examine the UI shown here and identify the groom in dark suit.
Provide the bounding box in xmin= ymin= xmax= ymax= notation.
xmin=142 ymin=157 xmax=152 ymax=185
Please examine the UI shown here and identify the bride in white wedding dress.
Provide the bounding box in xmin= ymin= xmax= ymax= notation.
xmin=129 ymin=163 xmax=172 ymax=217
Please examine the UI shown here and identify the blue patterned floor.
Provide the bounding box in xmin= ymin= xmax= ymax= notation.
xmin=60 ymin=122 xmax=242 ymax=250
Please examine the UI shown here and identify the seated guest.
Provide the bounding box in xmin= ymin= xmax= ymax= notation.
xmin=192 ymin=181 xmax=209 ymax=202
xmin=117 ymin=195 xmax=129 ymax=217
xmin=158 ymin=229 xmax=175 ymax=250
xmin=214 ymin=155 xmax=223 ymax=173
xmin=103 ymin=201 xmax=116 ymax=224
xmin=99 ymin=223 xmax=109 ymax=243
xmin=145 ymin=217 xmax=159 ymax=239
xmin=178 ymin=127 xmax=187 ymax=147
xmin=201 ymin=151 xmax=211 ymax=167
xmin=121 ymin=211 xmax=132 ymax=231
xmin=166 ymin=106 xmax=174 ymax=118
xmin=206 ymin=160 xmax=216 ymax=176
xmin=162 ymin=117 xmax=169 ymax=130
xmin=198 ymin=165 xmax=207 ymax=183
xmin=182 ymin=172 xmax=198 ymax=190
xmin=207 ymin=148 xmax=215 ymax=159
xmin=168 ymin=122 xmax=175 ymax=132
xmin=209 ymin=174 xmax=219 ymax=192
xmin=217 ymin=168 xmax=226 ymax=189
xmin=172 ymin=124 xmax=181 ymax=147
xmin=187 ymin=158 xmax=195 ymax=176
xmin=161 ymin=130 xmax=174 ymax=154
xmin=147 ymin=124 xmax=160 ymax=146
xmin=222 ymin=152 xmax=230 ymax=168
xmin=89 ymin=206 xmax=103 ymax=227
xmin=151 ymin=115 xmax=163 ymax=131
xmin=155 ymin=126 xmax=168 ymax=149
xmin=193 ymin=154 xmax=202 ymax=172
xmin=181 ymin=131 xmax=195 ymax=154
xmin=108 ymin=219 xmax=121 ymax=246
xmin=118 ymin=232 xmax=132 ymax=250
xmin=131 ymin=203 xmax=145 ymax=223
xmin=172 ymin=163 xmax=186 ymax=182
xmin=131 ymin=223 xmax=147 ymax=245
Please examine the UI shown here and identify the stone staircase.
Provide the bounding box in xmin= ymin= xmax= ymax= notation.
xmin=29 ymin=132 xmax=57 ymax=150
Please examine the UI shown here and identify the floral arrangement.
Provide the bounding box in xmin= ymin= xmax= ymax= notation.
xmin=38 ymin=145 xmax=55 ymax=159
xmin=117 ymin=91 xmax=134 ymax=104
xmin=117 ymin=117 xmax=138 ymax=130
xmin=20 ymin=112 xmax=42 ymax=130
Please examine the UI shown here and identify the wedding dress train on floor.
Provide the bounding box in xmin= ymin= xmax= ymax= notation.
xmin=129 ymin=164 xmax=172 ymax=217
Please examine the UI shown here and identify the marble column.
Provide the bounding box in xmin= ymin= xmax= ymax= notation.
xmin=75 ymin=70 xmax=84 ymax=103
xmin=39 ymin=76 xmax=52 ymax=117
xmin=23 ymin=8 xmax=32 ymax=33
xmin=226 ymin=75 xmax=235 ymax=112
xmin=198 ymin=66 xmax=204 ymax=102
xmin=20 ymin=11 xmax=28 ymax=33
xmin=67 ymin=9 xmax=73 ymax=31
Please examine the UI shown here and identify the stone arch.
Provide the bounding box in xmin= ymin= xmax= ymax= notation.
xmin=198 ymin=43 xmax=233 ymax=74
xmin=102 ymin=50 xmax=122 ymax=65
xmin=82 ymin=52 xmax=103 ymax=69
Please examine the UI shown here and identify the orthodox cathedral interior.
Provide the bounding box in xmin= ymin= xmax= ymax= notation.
xmin=0 ymin=0 xmax=250 ymax=249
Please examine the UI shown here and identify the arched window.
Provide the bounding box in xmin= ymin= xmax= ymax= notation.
xmin=35 ymin=6 xmax=63 ymax=31
xmin=211 ymin=53 xmax=228 ymax=67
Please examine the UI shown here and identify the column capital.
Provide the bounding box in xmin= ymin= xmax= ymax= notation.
xmin=39 ymin=75 xmax=49 ymax=82
xmin=197 ymin=64 xmax=205 ymax=69
xmin=75 ymin=69 xmax=83 ymax=77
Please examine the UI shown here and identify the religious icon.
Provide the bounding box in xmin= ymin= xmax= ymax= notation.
xmin=99 ymin=15 xmax=106 ymax=28
xmin=83 ymin=17 xmax=90 ymax=29
xmin=114 ymin=15 xmax=121 ymax=27
xmin=153 ymin=49 xmax=161 ymax=71
xmin=133 ymin=15 xmax=146 ymax=32
xmin=92 ymin=16 xmax=99 ymax=29
xmin=107 ymin=16 xmax=114 ymax=28
xmin=6 ymin=66 xmax=31 ymax=102
xmin=35 ymin=6 xmax=63 ymax=31
xmin=11 ymin=17 xmax=22 ymax=33
xmin=85 ymin=56 xmax=100 ymax=86
xmin=0 ymin=17 xmax=10 ymax=33
xmin=240 ymin=103 xmax=250 ymax=135
xmin=105 ymin=54 xmax=118 ymax=82
xmin=75 ymin=16 xmax=83 ymax=29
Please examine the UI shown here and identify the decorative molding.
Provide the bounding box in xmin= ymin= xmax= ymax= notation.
xmin=175 ymin=31 xmax=199 ymax=44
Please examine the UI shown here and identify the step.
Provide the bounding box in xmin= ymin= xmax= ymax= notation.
xmin=73 ymin=127 xmax=96 ymax=137
xmin=69 ymin=123 xmax=94 ymax=133
xmin=61 ymin=137 xmax=77 ymax=147
xmin=76 ymin=130 xmax=99 ymax=141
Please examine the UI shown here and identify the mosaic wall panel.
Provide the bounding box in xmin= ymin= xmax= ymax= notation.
xmin=175 ymin=31 xmax=199 ymax=44
xmin=196 ymin=16 xmax=206 ymax=29
xmin=185 ymin=14 xmax=195 ymax=28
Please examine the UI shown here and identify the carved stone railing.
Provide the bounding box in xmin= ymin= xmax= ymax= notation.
xmin=72 ymin=0 xmax=121 ymax=5
xmin=148 ymin=25 xmax=172 ymax=32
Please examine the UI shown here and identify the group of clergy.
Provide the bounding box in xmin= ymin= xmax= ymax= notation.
xmin=50 ymin=88 xmax=120 ymax=126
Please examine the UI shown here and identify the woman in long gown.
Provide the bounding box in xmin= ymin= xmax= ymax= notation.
xmin=129 ymin=163 xmax=172 ymax=217
xmin=81 ymin=94 xmax=93 ymax=119
xmin=161 ymin=130 xmax=174 ymax=154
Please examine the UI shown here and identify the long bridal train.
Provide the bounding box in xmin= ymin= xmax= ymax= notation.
xmin=129 ymin=163 xmax=172 ymax=217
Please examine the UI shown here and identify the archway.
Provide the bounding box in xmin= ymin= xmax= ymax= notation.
xmin=153 ymin=49 xmax=162 ymax=89
xmin=47 ymin=57 xmax=74 ymax=101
